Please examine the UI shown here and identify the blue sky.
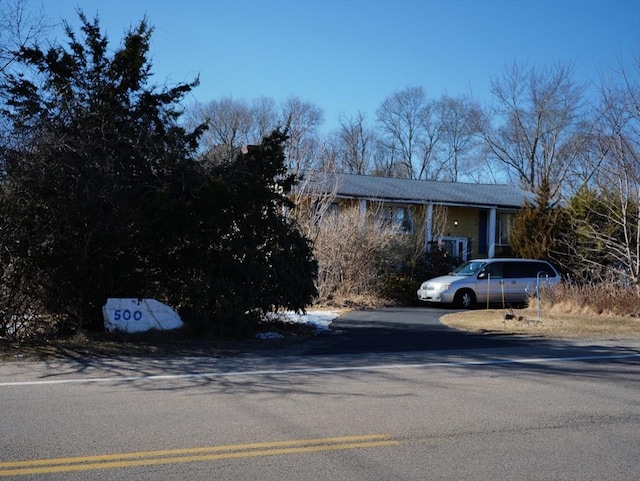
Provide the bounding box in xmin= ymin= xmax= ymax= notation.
xmin=39 ymin=0 xmax=639 ymax=132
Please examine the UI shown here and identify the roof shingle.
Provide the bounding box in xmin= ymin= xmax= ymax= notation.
xmin=301 ymin=172 xmax=531 ymax=208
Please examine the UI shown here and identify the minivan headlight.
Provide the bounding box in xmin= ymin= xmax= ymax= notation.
xmin=423 ymin=283 xmax=450 ymax=292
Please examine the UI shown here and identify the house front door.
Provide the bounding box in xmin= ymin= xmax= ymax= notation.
xmin=439 ymin=237 xmax=469 ymax=261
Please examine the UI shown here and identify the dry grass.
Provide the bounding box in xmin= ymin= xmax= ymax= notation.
xmin=440 ymin=283 xmax=640 ymax=339
xmin=441 ymin=304 xmax=640 ymax=339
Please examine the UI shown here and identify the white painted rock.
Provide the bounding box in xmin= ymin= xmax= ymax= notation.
xmin=103 ymin=298 xmax=183 ymax=333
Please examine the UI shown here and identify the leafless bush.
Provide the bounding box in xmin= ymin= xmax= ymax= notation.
xmin=0 ymin=262 xmax=60 ymax=340
xmin=292 ymin=170 xmax=426 ymax=306
xmin=538 ymin=281 xmax=640 ymax=318
xmin=301 ymin=205 xmax=411 ymax=305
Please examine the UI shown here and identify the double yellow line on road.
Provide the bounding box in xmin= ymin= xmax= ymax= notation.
xmin=0 ymin=434 xmax=398 ymax=476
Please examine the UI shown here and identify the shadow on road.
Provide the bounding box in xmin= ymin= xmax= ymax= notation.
xmin=10 ymin=307 xmax=637 ymax=395
xmin=301 ymin=307 xmax=535 ymax=355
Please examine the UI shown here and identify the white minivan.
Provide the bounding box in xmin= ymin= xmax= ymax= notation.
xmin=416 ymin=258 xmax=560 ymax=308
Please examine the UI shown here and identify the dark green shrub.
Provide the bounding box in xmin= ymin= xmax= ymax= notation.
xmin=379 ymin=273 xmax=421 ymax=305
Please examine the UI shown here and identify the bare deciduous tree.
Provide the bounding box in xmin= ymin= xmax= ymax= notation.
xmin=185 ymin=97 xmax=256 ymax=163
xmin=184 ymin=96 xmax=281 ymax=165
xmin=434 ymin=95 xmax=483 ymax=182
xmin=0 ymin=0 xmax=49 ymax=74
xmin=249 ymin=96 xmax=279 ymax=145
xmin=376 ymin=85 xmax=434 ymax=179
xmin=415 ymin=100 xmax=442 ymax=180
xmin=281 ymin=96 xmax=323 ymax=172
xmin=478 ymin=61 xmax=586 ymax=197
xmin=186 ymin=94 xmax=325 ymax=171
xmin=567 ymin=57 xmax=640 ymax=283
xmin=337 ymin=110 xmax=375 ymax=174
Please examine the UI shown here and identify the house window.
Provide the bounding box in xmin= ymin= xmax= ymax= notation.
xmin=377 ymin=205 xmax=413 ymax=233
xmin=312 ymin=201 xmax=339 ymax=226
xmin=325 ymin=203 xmax=339 ymax=217
xmin=496 ymin=212 xmax=515 ymax=245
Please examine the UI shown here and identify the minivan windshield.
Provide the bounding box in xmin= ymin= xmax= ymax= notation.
xmin=452 ymin=261 xmax=486 ymax=276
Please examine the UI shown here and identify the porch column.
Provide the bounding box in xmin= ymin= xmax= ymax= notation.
xmin=488 ymin=207 xmax=497 ymax=258
xmin=424 ymin=202 xmax=433 ymax=250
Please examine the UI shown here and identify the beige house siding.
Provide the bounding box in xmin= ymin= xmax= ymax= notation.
xmin=315 ymin=200 xmax=517 ymax=262
xmin=295 ymin=172 xmax=528 ymax=261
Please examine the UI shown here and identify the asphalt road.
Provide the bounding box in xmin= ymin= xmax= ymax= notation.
xmin=301 ymin=306 xmax=534 ymax=355
xmin=1 ymin=307 xmax=639 ymax=480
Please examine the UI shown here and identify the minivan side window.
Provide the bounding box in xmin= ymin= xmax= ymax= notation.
xmin=504 ymin=261 xmax=557 ymax=278
xmin=505 ymin=261 xmax=531 ymax=278
xmin=478 ymin=262 xmax=504 ymax=279
xmin=532 ymin=261 xmax=557 ymax=278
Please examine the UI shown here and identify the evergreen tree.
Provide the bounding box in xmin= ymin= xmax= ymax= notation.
xmin=0 ymin=13 xmax=317 ymax=336
xmin=157 ymin=130 xmax=318 ymax=336
xmin=0 ymin=13 xmax=203 ymax=329
xmin=509 ymin=178 xmax=570 ymax=264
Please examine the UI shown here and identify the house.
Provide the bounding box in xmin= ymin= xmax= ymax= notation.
xmin=296 ymin=171 xmax=533 ymax=261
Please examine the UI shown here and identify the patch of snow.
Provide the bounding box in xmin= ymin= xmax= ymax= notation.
xmin=256 ymin=310 xmax=341 ymax=339
xmin=279 ymin=310 xmax=339 ymax=332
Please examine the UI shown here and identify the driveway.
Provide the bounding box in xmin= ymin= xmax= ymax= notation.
xmin=302 ymin=306 xmax=537 ymax=355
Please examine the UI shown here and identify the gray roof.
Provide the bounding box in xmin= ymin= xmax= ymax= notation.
xmin=301 ymin=172 xmax=531 ymax=209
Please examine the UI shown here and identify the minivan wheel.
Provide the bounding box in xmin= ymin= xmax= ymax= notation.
xmin=454 ymin=289 xmax=476 ymax=309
